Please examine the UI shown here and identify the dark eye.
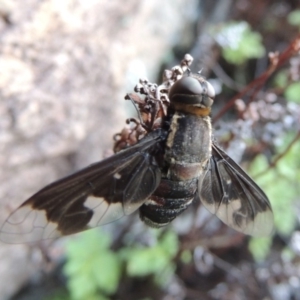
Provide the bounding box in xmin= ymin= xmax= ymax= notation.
xmin=204 ymin=81 xmax=215 ymax=99
xmin=169 ymin=76 xmax=215 ymax=107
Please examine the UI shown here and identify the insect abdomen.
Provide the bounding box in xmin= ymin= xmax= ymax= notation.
xmin=139 ymin=112 xmax=211 ymax=227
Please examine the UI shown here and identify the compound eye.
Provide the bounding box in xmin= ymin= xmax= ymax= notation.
xmin=169 ymin=77 xmax=203 ymax=100
xmin=169 ymin=76 xmax=215 ymax=107
xmin=205 ymin=81 xmax=215 ymax=99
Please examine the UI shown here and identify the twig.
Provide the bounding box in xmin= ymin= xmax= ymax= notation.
xmin=213 ymin=34 xmax=300 ymax=123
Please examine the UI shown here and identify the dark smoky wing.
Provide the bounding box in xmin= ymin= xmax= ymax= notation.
xmin=0 ymin=131 xmax=163 ymax=243
xmin=198 ymin=142 xmax=273 ymax=237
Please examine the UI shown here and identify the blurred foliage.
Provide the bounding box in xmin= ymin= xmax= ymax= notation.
xmin=45 ymin=291 xmax=70 ymax=300
xmin=248 ymin=132 xmax=300 ymax=259
xmin=64 ymin=230 xmax=121 ymax=300
xmin=284 ymin=83 xmax=300 ymax=103
xmin=210 ymin=21 xmax=265 ymax=65
xmin=123 ymin=229 xmax=178 ymax=286
xmin=274 ymin=70 xmax=289 ymax=88
xmin=63 ymin=229 xmax=178 ymax=299
xmin=249 ymin=236 xmax=273 ymax=262
xmin=288 ymin=9 xmax=300 ymax=27
xmin=180 ymin=249 xmax=192 ymax=264
xmin=275 ymin=68 xmax=300 ymax=103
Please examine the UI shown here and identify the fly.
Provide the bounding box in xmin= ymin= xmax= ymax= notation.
xmin=0 ymin=55 xmax=273 ymax=243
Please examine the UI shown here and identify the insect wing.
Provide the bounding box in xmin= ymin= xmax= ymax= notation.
xmin=0 ymin=131 xmax=163 ymax=243
xmin=199 ymin=143 xmax=273 ymax=236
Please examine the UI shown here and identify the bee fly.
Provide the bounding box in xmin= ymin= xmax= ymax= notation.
xmin=0 ymin=57 xmax=273 ymax=243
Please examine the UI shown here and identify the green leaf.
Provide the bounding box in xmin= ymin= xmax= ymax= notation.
xmin=126 ymin=231 xmax=178 ymax=277
xmin=281 ymin=247 xmax=295 ymax=261
xmin=67 ymin=273 xmax=98 ymax=300
xmin=64 ymin=230 xmax=111 ymax=263
xmin=154 ymin=263 xmax=176 ymax=288
xmin=284 ymin=82 xmax=300 ymax=103
xmin=92 ymin=253 xmax=121 ymax=294
xmin=249 ymin=237 xmax=272 ymax=261
xmin=180 ymin=250 xmax=192 ymax=264
xmin=44 ymin=290 xmax=71 ymax=300
xmin=64 ymin=230 xmax=122 ymax=299
xmin=288 ymin=10 xmax=300 ymax=27
xmin=273 ymin=71 xmax=288 ymax=88
xmin=249 ymin=136 xmax=300 ymax=237
xmin=250 ymin=162 xmax=296 ymax=235
xmin=211 ymin=21 xmax=265 ymax=65
xmin=126 ymin=246 xmax=168 ymax=277
xmin=159 ymin=230 xmax=179 ymax=257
